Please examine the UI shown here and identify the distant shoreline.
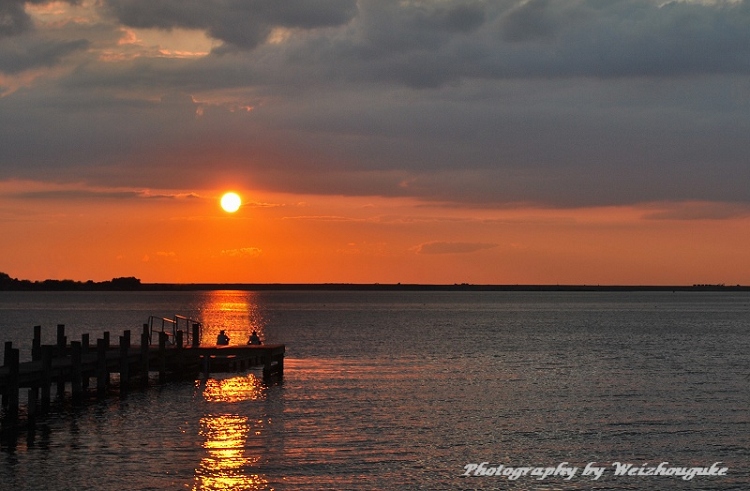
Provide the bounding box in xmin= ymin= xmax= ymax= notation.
xmin=1 ymin=273 xmax=748 ymax=292
xmin=140 ymin=283 xmax=750 ymax=292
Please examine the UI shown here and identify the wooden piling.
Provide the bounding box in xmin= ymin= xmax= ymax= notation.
xmin=32 ymin=325 xmax=42 ymax=361
xmin=263 ymin=354 xmax=272 ymax=381
xmin=175 ymin=331 xmax=184 ymax=372
xmin=82 ymin=333 xmax=90 ymax=354
xmin=96 ymin=338 xmax=108 ymax=398
xmin=41 ymin=345 xmax=52 ymax=413
xmin=81 ymin=334 xmax=91 ymax=391
xmin=70 ymin=341 xmax=83 ymax=403
xmin=1 ymin=342 xmax=11 ymax=410
xmin=158 ymin=331 xmax=167 ymax=384
xmin=276 ymin=353 xmax=284 ymax=378
xmin=56 ymin=324 xmax=66 ymax=353
xmin=27 ymin=388 xmax=38 ymax=425
xmin=6 ymin=348 xmax=19 ymax=422
xmin=3 ymin=341 xmax=11 ymax=367
xmin=192 ymin=323 xmax=201 ymax=348
xmin=55 ymin=326 xmax=67 ymax=398
xmin=119 ymin=335 xmax=129 ymax=395
xmin=140 ymin=325 xmax=150 ymax=387
xmin=103 ymin=331 xmax=110 ymax=348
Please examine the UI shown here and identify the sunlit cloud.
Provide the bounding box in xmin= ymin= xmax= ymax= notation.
xmin=221 ymin=247 xmax=262 ymax=258
xmin=413 ymin=241 xmax=498 ymax=255
xmin=641 ymin=201 xmax=750 ymax=221
xmin=7 ymin=185 xmax=202 ymax=201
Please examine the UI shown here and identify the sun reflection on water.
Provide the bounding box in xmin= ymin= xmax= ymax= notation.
xmin=201 ymin=375 xmax=265 ymax=404
xmin=192 ymin=374 xmax=269 ymax=491
xmin=198 ymin=290 xmax=266 ymax=347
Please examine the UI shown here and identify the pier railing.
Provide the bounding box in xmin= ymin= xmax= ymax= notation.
xmin=147 ymin=315 xmax=202 ymax=346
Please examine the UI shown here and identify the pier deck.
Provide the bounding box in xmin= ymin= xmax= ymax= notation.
xmin=0 ymin=323 xmax=284 ymax=427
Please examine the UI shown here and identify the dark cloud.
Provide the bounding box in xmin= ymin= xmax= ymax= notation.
xmin=104 ymin=0 xmax=358 ymax=49
xmin=500 ymin=0 xmax=560 ymax=42
xmin=2 ymin=1 xmax=750 ymax=209
xmin=4 ymin=73 xmax=750 ymax=208
xmin=8 ymin=188 xmax=201 ymax=200
xmin=0 ymin=1 xmax=33 ymax=38
xmin=0 ymin=1 xmax=88 ymax=74
xmin=492 ymin=0 xmax=750 ymax=78
xmin=1 ymin=1 xmax=81 ymax=38
xmin=0 ymin=36 xmax=88 ymax=74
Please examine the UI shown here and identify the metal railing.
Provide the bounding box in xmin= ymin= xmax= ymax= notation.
xmin=147 ymin=315 xmax=202 ymax=346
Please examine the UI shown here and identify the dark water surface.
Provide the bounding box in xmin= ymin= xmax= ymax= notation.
xmin=0 ymin=290 xmax=748 ymax=490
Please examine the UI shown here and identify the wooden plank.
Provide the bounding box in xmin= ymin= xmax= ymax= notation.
xmin=70 ymin=341 xmax=83 ymax=403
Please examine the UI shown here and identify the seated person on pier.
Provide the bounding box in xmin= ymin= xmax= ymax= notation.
xmin=216 ymin=330 xmax=230 ymax=345
xmin=247 ymin=330 xmax=262 ymax=345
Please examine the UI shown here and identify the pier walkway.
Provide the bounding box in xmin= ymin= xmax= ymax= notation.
xmin=0 ymin=323 xmax=284 ymax=428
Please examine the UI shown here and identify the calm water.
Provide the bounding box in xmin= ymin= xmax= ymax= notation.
xmin=0 ymin=290 xmax=749 ymax=490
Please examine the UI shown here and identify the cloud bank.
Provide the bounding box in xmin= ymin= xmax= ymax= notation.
xmin=1 ymin=0 xmax=750 ymax=207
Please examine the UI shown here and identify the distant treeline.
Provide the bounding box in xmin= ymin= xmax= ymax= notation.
xmin=0 ymin=272 xmax=141 ymax=291
xmin=0 ymin=272 xmax=748 ymax=292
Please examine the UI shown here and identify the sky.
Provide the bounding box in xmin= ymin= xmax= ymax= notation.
xmin=1 ymin=0 xmax=750 ymax=285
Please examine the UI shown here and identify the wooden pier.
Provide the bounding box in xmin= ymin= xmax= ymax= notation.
xmin=0 ymin=323 xmax=284 ymax=429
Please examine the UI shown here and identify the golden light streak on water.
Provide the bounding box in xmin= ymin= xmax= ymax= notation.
xmin=200 ymin=374 xmax=265 ymax=404
xmin=192 ymin=373 xmax=268 ymax=490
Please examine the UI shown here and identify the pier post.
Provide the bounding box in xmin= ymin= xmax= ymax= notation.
xmin=174 ymin=331 xmax=184 ymax=373
xmin=55 ymin=324 xmax=66 ymax=397
xmin=140 ymin=326 xmax=150 ymax=387
xmin=56 ymin=372 xmax=66 ymax=400
xmin=202 ymin=355 xmax=209 ymax=378
xmin=56 ymin=324 xmax=66 ymax=354
xmin=263 ymin=353 xmax=272 ymax=381
xmin=276 ymin=353 xmax=284 ymax=378
xmin=96 ymin=338 xmax=108 ymax=398
xmin=103 ymin=331 xmax=110 ymax=348
xmin=32 ymin=325 xmax=42 ymax=361
xmin=192 ymin=323 xmax=201 ymax=348
xmin=143 ymin=323 xmax=150 ymax=345
xmin=27 ymin=388 xmax=38 ymax=426
xmin=41 ymin=345 xmax=52 ymax=413
xmin=158 ymin=331 xmax=167 ymax=384
xmin=3 ymin=341 xmax=11 ymax=367
xmin=81 ymin=334 xmax=91 ymax=391
xmin=119 ymin=335 xmax=129 ymax=396
xmin=70 ymin=341 xmax=83 ymax=403
xmin=1 ymin=342 xmax=12 ymax=410
xmin=5 ymin=348 xmax=19 ymax=422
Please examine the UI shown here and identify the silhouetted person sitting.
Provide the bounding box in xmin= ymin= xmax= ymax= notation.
xmin=216 ymin=330 xmax=230 ymax=345
xmin=248 ymin=330 xmax=262 ymax=345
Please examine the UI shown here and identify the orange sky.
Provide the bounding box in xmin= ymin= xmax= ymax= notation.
xmin=2 ymin=181 xmax=749 ymax=285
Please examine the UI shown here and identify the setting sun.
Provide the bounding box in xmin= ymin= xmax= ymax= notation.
xmin=220 ymin=192 xmax=242 ymax=213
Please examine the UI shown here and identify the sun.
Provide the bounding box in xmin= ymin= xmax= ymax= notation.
xmin=220 ymin=192 xmax=242 ymax=213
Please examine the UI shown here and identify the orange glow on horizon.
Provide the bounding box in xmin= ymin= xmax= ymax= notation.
xmin=1 ymin=181 xmax=749 ymax=286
